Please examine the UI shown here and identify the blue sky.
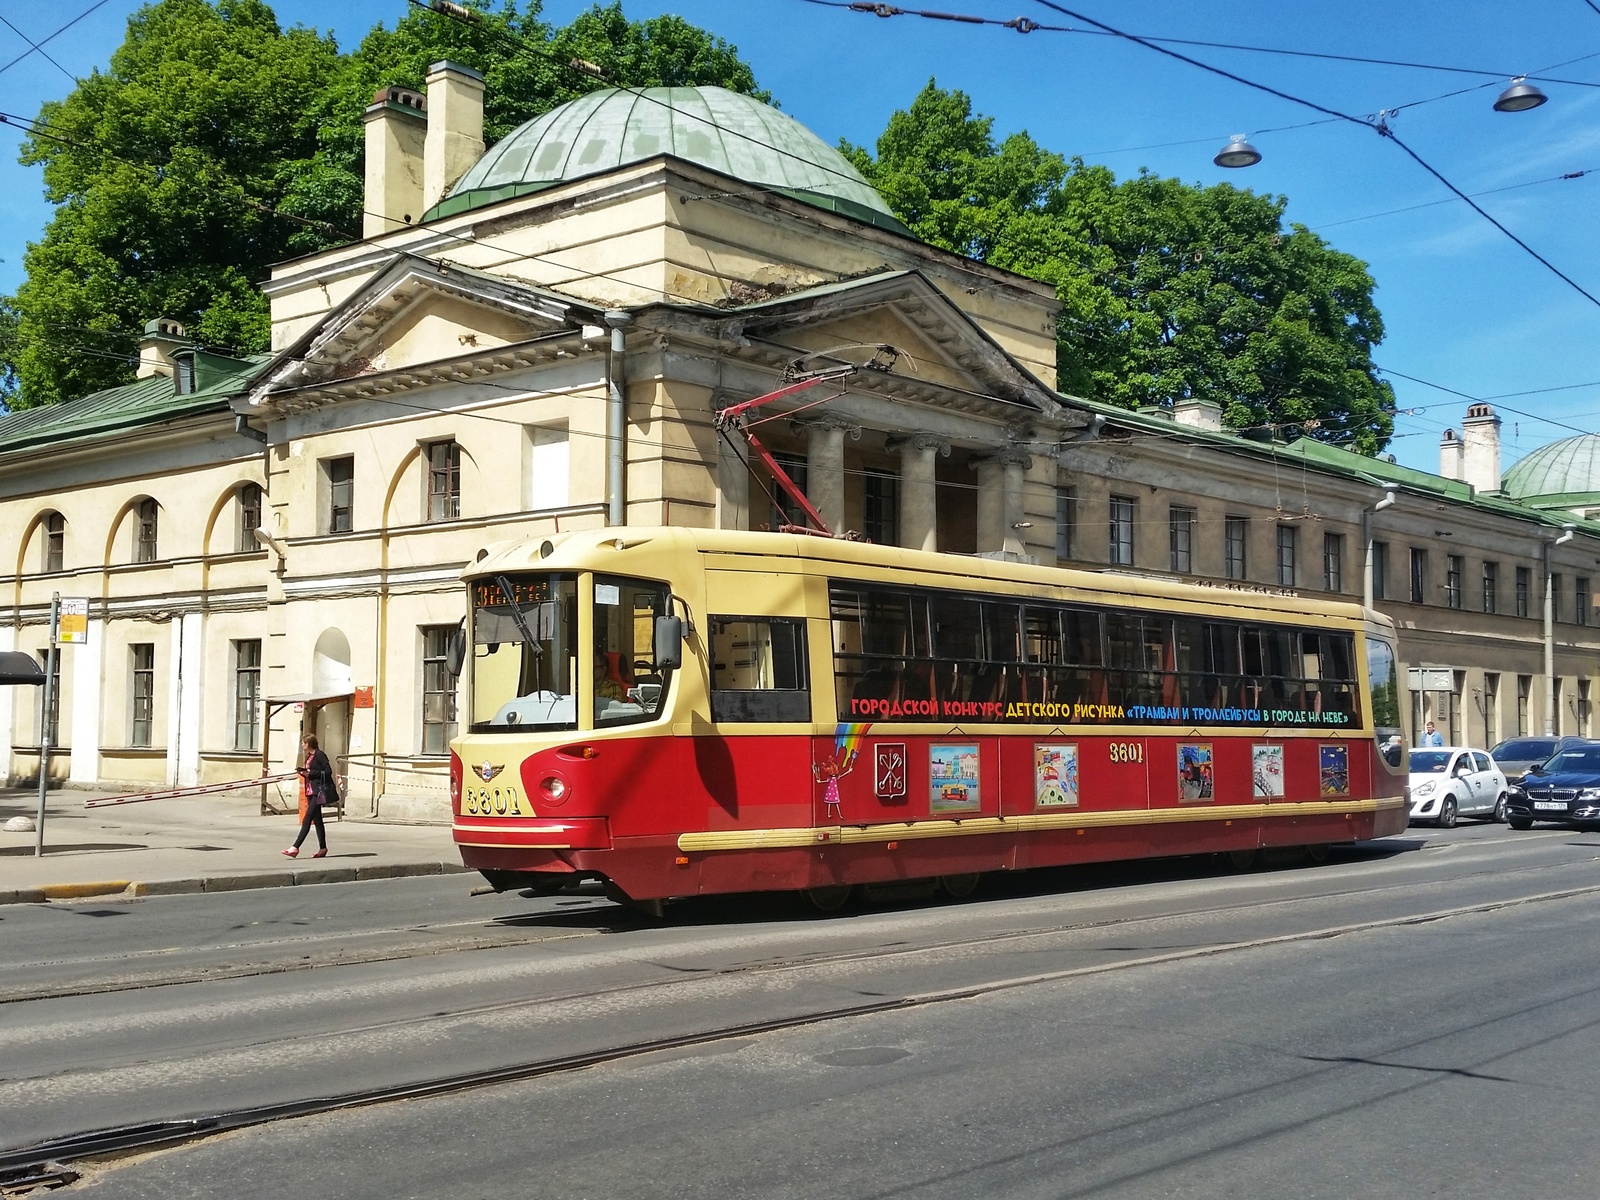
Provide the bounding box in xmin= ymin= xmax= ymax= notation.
xmin=4 ymin=0 xmax=1600 ymax=476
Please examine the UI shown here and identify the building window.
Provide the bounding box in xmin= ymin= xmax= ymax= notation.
xmin=1484 ymin=673 xmax=1499 ymax=747
xmin=40 ymin=511 xmax=64 ymax=573
xmin=1516 ymin=566 xmax=1531 ymax=618
xmin=863 ymin=469 xmax=898 ymax=546
xmin=1578 ymin=577 xmax=1591 ymax=627
xmin=1055 ymin=486 xmax=1077 ymax=561
xmin=1323 ymin=532 xmax=1343 ymax=593
xmin=1554 ymin=676 xmax=1565 ymax=735
xmin=770 ymin=452 xmax=809 ymax=530
xmin=135 ymin=498 xmax=158 ymax=563
xmin=233 ymin=639 xmax=261 ymax=752
xmin=1552 ymin=574 xmax=1564 ymax=624
xmin=1224 ymin=516 xmax=1248 ymax=580
xmin=236 ymin=484 xmax=262 ymax=554
xmin=525 ymin=424 xmax=570 ymax=510
xmin=38 ymin=649 xmax=60 ymax=745
xmin=1169 ymin=506 xmax=1194 ymax=574
xmin=1109 ymin=496 xmax=1135 ymax=566
xmin=1445 ymin=555 xmax=1463 ymax=609
xmin=1517 ymin=674 xmax=1531 ymax=736
xmin=1372 ymin=541 xmax=1387 ymax=601
xmin=130 ymin=643 xmax=155 ymax=748
xmin=426 ymin=440 xmax=461 ymax=522
xmin=421 ymin=626 xmax=459 ymax=754
xmin=1483 ymin=561 xmax=1498 ymax=614
xmin=1276 ymin=524 xmax=1297 ymax=587
xmin=325 ymin=457 xmax=354 ymax=534
xmin=1410 ymin=548 xmax=1427 ymax=604
xmin=1581 ymin=679 xmax=1593 ymax=737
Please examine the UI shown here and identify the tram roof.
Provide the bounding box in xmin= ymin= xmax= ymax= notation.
xmin=469 ymin=527 xmax=1375 ymax=627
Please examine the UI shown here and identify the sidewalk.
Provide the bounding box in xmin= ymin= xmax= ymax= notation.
xmin=0 ymin=785 xmax=467 ymax=904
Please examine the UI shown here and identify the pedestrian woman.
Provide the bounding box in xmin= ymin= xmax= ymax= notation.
xmin=283 ymin=734 xmax=336 ymax=859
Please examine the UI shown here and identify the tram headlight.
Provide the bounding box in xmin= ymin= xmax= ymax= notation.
xmin=541 ymin=775 xmax=568 ymax=802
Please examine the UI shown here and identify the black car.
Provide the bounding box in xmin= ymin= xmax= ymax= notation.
xmin=1505 ymin=744 xmax=1600 ymax=829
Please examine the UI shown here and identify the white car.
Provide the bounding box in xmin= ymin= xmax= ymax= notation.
xmin=1408 ymin=746 xmax=1508 ymax=826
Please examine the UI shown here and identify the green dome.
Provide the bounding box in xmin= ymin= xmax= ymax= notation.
xmin=1504 ymin=434 xmax=1600 ymax=502
xmin=424 ymin=86 xmax=908 ymax=234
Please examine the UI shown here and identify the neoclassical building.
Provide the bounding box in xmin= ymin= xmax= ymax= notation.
xmin=4 ymin=70 xmax=1598 ymax=820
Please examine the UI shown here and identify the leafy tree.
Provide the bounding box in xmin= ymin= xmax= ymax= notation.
xmin=7 ymin=0 xmax=765 ymax=408
xmin=846 ymin=82 xmax=1396 ymax=454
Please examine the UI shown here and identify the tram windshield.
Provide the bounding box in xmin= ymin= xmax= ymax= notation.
xmin=470 ymin=574 xmax=579 ymax=732
xmin=1367 ymin=635 xmax=1405 ymax=770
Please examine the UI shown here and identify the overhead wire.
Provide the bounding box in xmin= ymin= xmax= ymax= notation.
xmin=0 ymin=14 xmax=76 ymax=85
xmin=798 ymin=0 xmax=1600 ymax=86
xmin=0 ymin=0 xmax=112 ymax=80
xmin=1026 ymin=0 xmax=1600 ymax=314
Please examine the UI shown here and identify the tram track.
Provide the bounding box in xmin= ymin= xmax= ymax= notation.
xmin=6 ymin=838 xmax=1597 ymax=1006
xmin=7 ymin=875 xmax=1600 ymax=1187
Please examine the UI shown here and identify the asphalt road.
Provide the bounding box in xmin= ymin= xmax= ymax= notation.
xmin=11 ymin=820 xmax=1600 ymax=1198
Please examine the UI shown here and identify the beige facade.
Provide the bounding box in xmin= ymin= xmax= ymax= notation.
xmin=6 ymin=81 xmax=1599 ymax=821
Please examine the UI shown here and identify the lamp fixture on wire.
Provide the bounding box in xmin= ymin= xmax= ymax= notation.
xmin=1214 ymin=134 xmax=1262 ymax=168
xmin=1493 ymin=77 xmax=1548 ymax=112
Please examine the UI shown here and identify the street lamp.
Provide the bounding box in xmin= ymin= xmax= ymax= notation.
xmin=1214 ymin=134 xmax=1261 ymax=169
xmin=1493 ymin=79 xmax=1548 ymax=113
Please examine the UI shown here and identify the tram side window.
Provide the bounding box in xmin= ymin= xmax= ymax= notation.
xmin=593 ymin=576 xmax=672 ymax=727
xmin=710 ymin=617 xmax=809 ymax=723
xmin=930 ymin=593 xmax=986 ymax=703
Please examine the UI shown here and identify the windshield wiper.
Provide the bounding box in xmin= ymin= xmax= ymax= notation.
xmin=495 ymin=574 xmax=544 ymax=660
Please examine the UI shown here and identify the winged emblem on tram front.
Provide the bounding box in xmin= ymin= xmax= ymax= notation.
xmin=473 ymin=762 xmax=505 ymax=782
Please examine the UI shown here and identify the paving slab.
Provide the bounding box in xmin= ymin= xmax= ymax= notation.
xmin=0 ymin=786 xmax=467 ymax=904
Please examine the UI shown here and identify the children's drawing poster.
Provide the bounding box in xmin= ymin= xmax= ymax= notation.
xmin=1034 ymin=743 xmax=1079 ymax=808
xmin=1319 ymin=744 xmax=1350 ymax=796
xmin=1252 ymin=744 xmax=1285 ymax=799
xmin=930 ymin=743 xmax=981 ymax=813
xmin=1178 ymin=743 xmax=1214 ymax=802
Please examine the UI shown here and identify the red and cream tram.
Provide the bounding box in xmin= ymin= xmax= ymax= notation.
xmin=450 ymin=528 xmax=1409 ymax=907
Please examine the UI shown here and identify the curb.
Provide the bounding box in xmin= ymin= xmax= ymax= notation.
xmin=1 ymin=862 xmax=469 ymax=905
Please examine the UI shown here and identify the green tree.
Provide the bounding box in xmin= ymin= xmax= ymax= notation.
xmin=8 ymin=0 xmax=765 ymax=408
xmin=846 ymin=82 xmax=1396 ymax=454
xmin=9 ymin=0 xmax=343 ymax=407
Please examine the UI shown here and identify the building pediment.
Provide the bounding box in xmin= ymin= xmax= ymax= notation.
xmin=693 ymin=270 xmax=1066 ymax=420
xmin=241 ymin=256 xmax=600 ymax=413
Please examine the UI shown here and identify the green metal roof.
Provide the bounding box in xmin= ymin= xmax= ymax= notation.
xmin=0 ymin=353 xmax=268 ymax=455
xmin=424 ymin=85 xmax=910 ymax=235
xmin=1502 ymin=433 xmax=1600 ymax=502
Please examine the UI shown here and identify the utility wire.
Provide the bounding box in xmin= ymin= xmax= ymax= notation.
xmin=1378 ymin=366 xmax=1596 ymax=439
xmin=0 ymin=14 xmax=75 ymax=84
xmin=1029 ymin=0 xmax=1600 ymax=314
xmin=0 ymin=0 xmax=113 ymax=80
xmin=1313 ymin=167 xmax=1598 ymax=230
xmin=800 ymin=0 xmax=1600 ymax=86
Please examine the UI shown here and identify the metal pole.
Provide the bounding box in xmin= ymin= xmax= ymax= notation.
xmin=35 ymin=592 xmax=59 ymax=857
xmin=604 ymin=310 xmax=632 ymax=527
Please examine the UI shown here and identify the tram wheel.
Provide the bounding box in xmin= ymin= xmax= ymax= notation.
xmin=803 ymin=884 xmax=855 ymax=913
xmin=1303 ymin=843 xmax=1331 ymax=865
xmin=1225 ymin=848 xmax=1257 ymax=871
xmin=939 ymin=873 xmax=982 ymax=900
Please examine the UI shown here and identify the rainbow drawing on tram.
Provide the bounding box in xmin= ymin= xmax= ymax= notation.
xmin=834 ymin=722 xmax=869 ymax=770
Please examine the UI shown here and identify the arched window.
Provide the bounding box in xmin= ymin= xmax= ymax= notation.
xmin=236 ymin=483 xmax=263 ymax=553
xmin=135 ymin=498 xmax=159 ymax=563
xmin=41 ymin=511 xmax=65 ymax=573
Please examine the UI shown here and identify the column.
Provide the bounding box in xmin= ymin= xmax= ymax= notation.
xmin=973 ymin=450 xmax=1032 ymax=555
xmin=68 ymin=616 xmax=104 ymax=784
xmin=717 ymin=428 xmax=751 ymax=532
xmin=892 ymin=434 xmax=947 ymax=552
xmin=0 ymin=625 xmax=14 ymax=783
xmin=804 ymin=417 xmax=856 ymax=534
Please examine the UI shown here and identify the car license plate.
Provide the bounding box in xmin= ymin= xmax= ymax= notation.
xmin=1534 ymin=801 xmax=1568 ymax=811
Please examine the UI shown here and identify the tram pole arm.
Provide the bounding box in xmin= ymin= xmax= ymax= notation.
xmin=714 ymin=369 xmax=857 ymax=539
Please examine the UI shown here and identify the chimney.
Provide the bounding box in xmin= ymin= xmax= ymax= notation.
xmin=137 ymin=317 xmax=189 ymax=379
xmin=1172 ymin=398 xmax=1224 ymax=432
xmin=1439 ymin=428 xmax=1462 ymax=481
xmin=424 ymin=61 xmax=485 ymax=212
xmin=363 ymin=85 xmax=427 ymax=238
xmin=1461 ymin=402 xmax=1502 ymax=492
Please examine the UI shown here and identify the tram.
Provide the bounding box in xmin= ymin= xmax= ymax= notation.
xmin=450 ymin=527 xmax=1409 ymax=907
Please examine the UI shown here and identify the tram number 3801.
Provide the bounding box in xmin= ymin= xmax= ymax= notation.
xmin=1107 ymin=742 xmax=1145 ymax=764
